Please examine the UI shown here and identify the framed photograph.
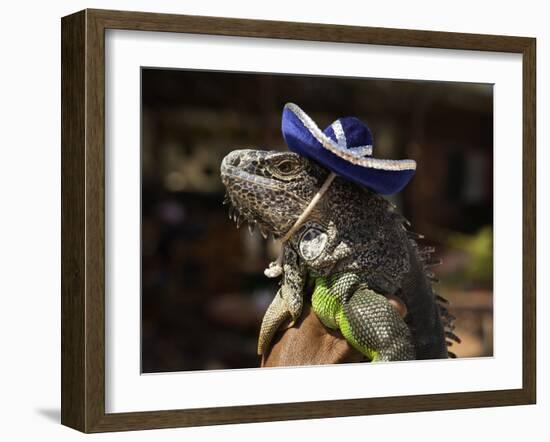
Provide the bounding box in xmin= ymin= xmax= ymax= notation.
xmin=61 ymin=9 xmax=536 ymax=433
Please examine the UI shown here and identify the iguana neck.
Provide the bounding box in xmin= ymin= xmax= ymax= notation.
xmin=288 ymin=178 xmax=411 ymax=294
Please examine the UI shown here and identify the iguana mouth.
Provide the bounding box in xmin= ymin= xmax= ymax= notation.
xmin=220 ymin=170 xmax=281 ymax=239
xmin=221 ymin=161 xmax=308 ymax=204
xmin=222 ymin=193 xmax=274 ymax=239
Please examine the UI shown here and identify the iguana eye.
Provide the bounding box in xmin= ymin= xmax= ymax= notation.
xmin=268 ymin=155 xmax=305 ymax=179
xmin=275 ymin=160 xmax=297 ymax=174
xmin=277 ymin=161 xmax=294 ymax=173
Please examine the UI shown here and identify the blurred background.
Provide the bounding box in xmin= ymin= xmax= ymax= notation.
xmin=141 ymin=68 xmax=493 ymax=373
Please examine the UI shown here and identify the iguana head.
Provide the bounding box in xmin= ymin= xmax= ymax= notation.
xmin=220 ymin=149 xmax=329 ymax=239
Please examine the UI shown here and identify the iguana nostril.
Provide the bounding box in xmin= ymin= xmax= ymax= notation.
xmin=221 ymin=151 xmax=241 ymax=168
xmin=221 ymin=152 xmax=239 ymax=173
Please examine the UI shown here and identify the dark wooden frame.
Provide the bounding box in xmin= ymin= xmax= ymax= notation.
xmin=61 ymin=8 xmax=536 ymax=433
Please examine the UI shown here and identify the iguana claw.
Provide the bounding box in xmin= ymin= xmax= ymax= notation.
xmin=257 ymin=290 xmax=291 ymax=355
xmin=258 ymin=274 xmax=304 ymax=355
xmin=258 ymin=244 xmax=308 ymax=355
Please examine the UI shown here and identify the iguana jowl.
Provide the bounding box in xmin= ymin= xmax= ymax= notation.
xmin=220 ymin=149 xmax=458 ymax=361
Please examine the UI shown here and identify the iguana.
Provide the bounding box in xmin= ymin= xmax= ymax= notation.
xmin=220 ymin=149 xmax=458 ymax=362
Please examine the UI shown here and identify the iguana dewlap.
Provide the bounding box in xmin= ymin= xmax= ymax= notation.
xmin=220 ymin=149 xmax=458 ymax=362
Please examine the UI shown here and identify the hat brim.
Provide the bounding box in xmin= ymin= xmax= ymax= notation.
xmin=282 ymin=103 xmax=416 ymax=195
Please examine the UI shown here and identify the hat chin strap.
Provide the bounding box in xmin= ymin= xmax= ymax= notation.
xmin=264 ymin=172 xmax=337 ymax=278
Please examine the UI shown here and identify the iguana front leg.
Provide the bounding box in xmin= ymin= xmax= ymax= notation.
xmin=338 ymin=287 xmax=415 ymax=361
xmin=258 ymin=247 xmax=306 ymax=355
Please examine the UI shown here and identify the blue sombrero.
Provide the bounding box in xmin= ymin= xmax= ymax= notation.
xmin=281 ymin=103 xmax=416 ymax=194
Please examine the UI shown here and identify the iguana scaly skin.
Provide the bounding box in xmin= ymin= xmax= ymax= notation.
xmin=220 ymin=149 xmax=458 ymax=361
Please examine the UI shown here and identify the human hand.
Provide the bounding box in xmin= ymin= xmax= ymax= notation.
xmin=260 ymin=295 xmax=407 ymax=367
